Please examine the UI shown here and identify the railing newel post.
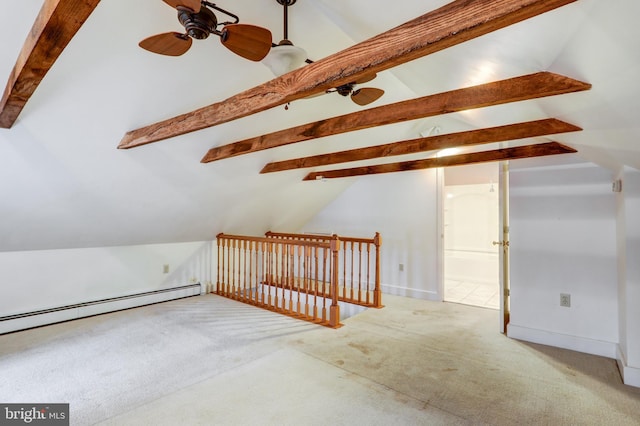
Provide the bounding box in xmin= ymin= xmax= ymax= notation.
xmin=329 ymin=235 xmax=341 ymax=328
xmin=261 ymin=241 xmax=266 ymax=304
xmin=373 ymin=232 xmax=383 ymax=308
xmin=216 ymin=235 xmax=221 ymax=294
xmin=228 ymin=238 xmax=231 ymax=297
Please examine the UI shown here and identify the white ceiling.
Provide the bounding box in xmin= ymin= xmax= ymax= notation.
xmin=1 ymin=0 xmax=638 ymax=251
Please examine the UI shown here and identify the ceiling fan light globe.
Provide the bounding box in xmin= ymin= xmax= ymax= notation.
xmin=262 ymin=43 xmax=307 ymax=76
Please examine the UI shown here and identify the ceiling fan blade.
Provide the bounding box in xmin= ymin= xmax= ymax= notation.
xmin=354 ymin=73 xmax=377 ymax=84
xmin=139 ymin=32 xmax=192 ymax=56
xmin=351 ymin=88 xmax=384 ymax=106
xmin=220 ymin=24 xmax=272 ymax=61
xmin=162 ymin=0 xmax=201 ymax=12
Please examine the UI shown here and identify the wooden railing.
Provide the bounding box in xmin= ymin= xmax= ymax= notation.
xmin=216 ymin=233 xmax=342 ymax=328
xmin=216 ymin=231 xmax=383 ymax=328
xmin=265 ymin=231 xmax=383 ymax=309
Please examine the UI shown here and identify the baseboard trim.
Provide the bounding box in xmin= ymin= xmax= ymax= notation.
xmin=0 ymin=283 xmax=201 ymax=335
xmin=380 ymin=284 xmax=439 ymax=301
xmin=616 ymin=345 xmax=640 ymax=388
xmin=507 ymin=323 xmax=617 ymax=359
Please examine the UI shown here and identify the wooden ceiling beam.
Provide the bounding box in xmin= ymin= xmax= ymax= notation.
xmin=260 ymin=118 xmax=581 ymax=173
xmin=0 ymin=0 xmax=101 ymax=129
xmin=303 ymin=142 xmax=577 ymax=181
xmin=203 ymin=72 xmax=590 ymax=163
xmin=118 ymin=0 xmax=579 ymax=149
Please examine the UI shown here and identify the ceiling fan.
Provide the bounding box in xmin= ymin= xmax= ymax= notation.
xmin=138 ymin=0 xmax=273 ymax=61
xmin=326 ymin=73 xmax=385 ymax=106
xmin=262 ymin=0 xmax=384 ymax=106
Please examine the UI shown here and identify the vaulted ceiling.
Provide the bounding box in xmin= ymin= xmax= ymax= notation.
xmin=1 ymin=0 xmax=638 ymax=251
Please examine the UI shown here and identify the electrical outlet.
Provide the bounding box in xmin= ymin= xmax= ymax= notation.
xmin=560 ymin=293 xmax=571 ymax=308
xmin=399 ymin=263 xmax=404 ymax=272
xmin=163 ymin=264 xmax=170 ymax=274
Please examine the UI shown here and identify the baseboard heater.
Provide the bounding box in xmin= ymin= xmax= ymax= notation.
xmin=0 ymin=283 xmax=201 ymax=335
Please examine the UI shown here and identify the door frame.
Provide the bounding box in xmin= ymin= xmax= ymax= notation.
xmin=436 ymin=163 xmax=510 ymax=333
xmin=436 ymin=168 xmax=445 ymax=303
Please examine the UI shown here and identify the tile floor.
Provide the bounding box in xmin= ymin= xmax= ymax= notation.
xmin=445 ymin=279 xmax=499 ymax=309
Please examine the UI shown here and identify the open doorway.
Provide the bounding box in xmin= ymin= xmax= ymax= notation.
xmin=443 ymin=163 xmax=500 ymax=309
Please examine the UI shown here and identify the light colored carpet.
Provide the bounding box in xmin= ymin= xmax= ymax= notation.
xmin=0 ymin=294 xmax=638 ymax=425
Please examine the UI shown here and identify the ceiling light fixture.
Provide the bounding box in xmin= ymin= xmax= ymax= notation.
xmin=437 ymin=147 xmax=461 ymax=158
xmin=262 ymin=0 xmax=308 ymax=76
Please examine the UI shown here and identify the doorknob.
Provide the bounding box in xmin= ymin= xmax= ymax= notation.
xmin=492 ymin=241 xmax=509 ymax=247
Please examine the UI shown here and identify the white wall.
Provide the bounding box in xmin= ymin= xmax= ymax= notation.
xmin=507 ymin=163 xmax=619 ymax=358
xmin=0 ymin=241 xmax=212 ymax=317
xmin=616 ymin=167 xmax=640 ymax=386
xmin=300 ymin=162 xmax=625 ymax=364
xmin=444 ymin=184 xmax=499 ymax=253
xmin=299 ymin=170 xmax=440 ymax=300
xmin=443 ymin=183 xmax=499 ymax=284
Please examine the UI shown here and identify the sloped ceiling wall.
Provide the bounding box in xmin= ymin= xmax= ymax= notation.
xmin=1 ymin=0 xmax=639 ymax=252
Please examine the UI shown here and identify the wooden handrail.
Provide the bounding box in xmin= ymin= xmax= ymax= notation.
xmin=265 ymin=231 xmax=377 ymax=245
xmin=265 ymin=231 xmax=332 ymax=241
xmin=218 ymin=233 xmax=331 ymax=248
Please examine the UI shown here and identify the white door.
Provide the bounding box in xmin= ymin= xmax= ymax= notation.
xmin=497 ymin=161 xmax=510 ymax=333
